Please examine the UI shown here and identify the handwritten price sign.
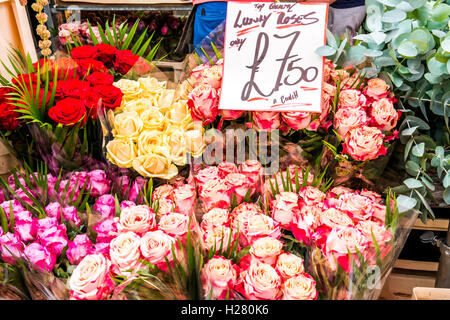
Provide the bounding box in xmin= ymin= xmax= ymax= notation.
xmin=220 ymin=2 xmax=328 ymax=112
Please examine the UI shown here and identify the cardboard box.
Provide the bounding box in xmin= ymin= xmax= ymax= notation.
xmin=413 ymin=287 xmax=450 ymax=300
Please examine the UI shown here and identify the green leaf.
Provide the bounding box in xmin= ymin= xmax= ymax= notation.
xmin=404 ymin=178 xmax=423 ymax=189
xmin=396 ymin=194 xmax=417 ymax=213
xmin=398 ymin=41 xmax=418 ymax=58
xmin=411 ymin=142 xmax=425 ymax=157
xmin=402 ymin=126 xmax=419 ymax=136
xmin=443 ymin=187 xmax=450 ymax=205
xmin=404 ymin=139 xmax=414 ymax=161
xmin=382 ymin=9 xmax=407 ymax=23
xmin=315 ymin=45 xmax=337 ymax=57
xmin=414 ymin=189 xmax=434 ymax=218
xmin=0 ymin=206 xmax=9 ymax=233
xmin=443 ymin=172 xmax=450 ymax=188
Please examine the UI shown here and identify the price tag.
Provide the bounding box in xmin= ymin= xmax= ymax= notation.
xmin=220 ymin=2 xmax=328 ymax=112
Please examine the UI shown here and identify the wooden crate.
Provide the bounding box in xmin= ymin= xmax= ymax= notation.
xmin=413 ymin=287 xmax=450 ymax=300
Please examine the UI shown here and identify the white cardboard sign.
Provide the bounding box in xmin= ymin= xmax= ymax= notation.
xmin=220 ymin=2 xmax=328 ymax=112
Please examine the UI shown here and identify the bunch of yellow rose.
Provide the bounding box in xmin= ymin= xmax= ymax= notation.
xmin=106 ymin=77 xmax=206 ymax=180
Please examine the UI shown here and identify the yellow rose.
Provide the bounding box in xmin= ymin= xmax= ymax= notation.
xmin=167 ymin=100 xmax=192 ymax=128
xmin=138 ymin=77 xmax=166 ymax=97
xmin=174 ymin=80 xmax=193 ymax=101
xmin=132 ymin=152 xmax=178 ymax=179
xmin=113 ymin=111 xmax=143 ymax=139
xmin=157 ymin=89 xmax=175 ymax=113
xmin=106 ymin=138 xmax=137 ymax=168
xmin=114 ymin=79 xmax=142 ymax=103
xmin=124 ymin=98 xmax=154 ymax=115
xmin=140 ymin=108 xmax=166 ymax=131
xmin=184 ymin=127 xmax=206 ymax=157
xmin=137 ymin=130 xmax=166 ymax=156
xmin=164 ymin=129 xmax=188 ymax=166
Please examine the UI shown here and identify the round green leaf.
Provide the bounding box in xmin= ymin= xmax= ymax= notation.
xmin=396 ymin=194 xmax=417 ymax=213
xmin=431 ymin=3 xmax=450 ymax=22
xmin=444 ymin=172 xmax=450 ymax=188
xmin=398 ymin=41 xmax=418 ymax=58
xmin=427 ymin=56 xmax=447 ymax=75
xmin=406 ymin=0 xmax=427 ymax=9
xmin=315 ymin=45 xmax=337 ymax=57
xmin=404 ymin=178 xmax=424 ymax=189
xmin=406 ymin=160 xmax=420 ymax=175
xmin=382 ymin=9 xmax=407 ymax=23
xmin=405 ymin=116 xmax=430 ymax=130
xmin=443 ymin=187 xmax=450 ymax=205
xmin=442 ymin=39 xmax=450 ymax=53
xmin=412 ymin=142 xmax=425 ymax=157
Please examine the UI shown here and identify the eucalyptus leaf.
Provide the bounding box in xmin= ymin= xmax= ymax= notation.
xmin=315 ymin=45 xmax=337 ymax=57
xmin=404 ymin=178 xmax=424 ymax=189
xmin=396 ymin=194 xmax=417 ymax=213
xmin=411 ymin=142 xmax=425 ymax=157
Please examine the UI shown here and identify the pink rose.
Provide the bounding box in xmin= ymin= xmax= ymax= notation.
xmin=372 ymin=203 xmax=387 ymax=224
xmin=0 ymin=232 xmax=23 ymax=264
xmin=334 ymin=107 xmax=368 ymax=138
xmin=365 ymin=78 xmax=390 ymax=100
xmin=325 ymin=226 xmax=368 ymax=272
xmin=23 ymin=242 xmax=56 ymax=272
xmin=0 ymin=200 xmax=24 ymax=219
xmin=67 ymin=234 xmax=93 ymax=265
xmin=282 ymin=273 xmax=317 ymax=300
xmin=173 ymin=184 xmax=196 ymax=216
xmin=88 ymin=170 xmax=111 ymax=197
xmin=275 ymin=253 xmax=305 ymax=280
xmin=109 ymin=231 xmax=142 ymax=274
xmin=152 ymin=184 xmax=174 ymax=202
xmin=117 ymin=176 xmax=131 ymax=195
xmin=120 ymin=200 xmax=135 ymax=211
xmin=14 ymin=211 xmax=37 ymax=242
xmin=201 ymin=226 xmax=237 ymax=252
xmin=342 ymin=126 xmax=387 ymax=162
xmin=271 ymin=192 xmax=300 ymax=229
xmin=38 ymin=224 xmax=68 ymax=256
xmin=89 ymin=242 xmax=111 ymax=255
xmin=45 ymin=202 xmax=62 ymax=222
xmin=225 ymin=173 xmax=252 ymax=204
xmin=195 ymin=166 xmax=220 ymax=193
xmin=140 ymin=230 xmax=175 ymax=271
xmin=117 ymin=205 xmax=156 ymax=234
xmin=200 ymin=179 xmax=231 ymax=212
xmin=201 ymin=208 xmax=230 ymax=231
xmin=369 ymin=98 xmax=399 ymax=132
xmin=158 ymin=212 xmax=190 ymax=241
xmin=252 ymin=111 xmax=280 ymax=131
xmin=250 ymin=237 xmax=283 ymax=266
xmin=298 ymin=186 xmax=326 ymax=207
xmin=69 ymin=171 xmax=88 ymax=190
xmin=93 ymin=218 xmax=118 ymax=243
xmin=58 ymin=29 xmax=71 ymax=45
xmin=239 ymin=261 xmax=281 ymax=300
xmin=313 ymin=207 xmax=354 ymax=249
xmin=338 ymin=89 xmax=367 ymax=108
xmin=239 ymin=160 xmax=263 ymax=187
xmin=327 ymin=186 xmax=354 ymax=198
xmin=281 ymin=112 xmax=312 ymax=131
xmin=201 ymin=256 xmax=238 ymax=299
xmin=291 ymin=205 xmax=320 ymax=245
xmin=336 ymin=192 xmax=375 ymax=221
xmin=58 ymin=180 xmax=80 ymax=202
xmin=69 ymin=254 xmax=114 ymax=300
xmin=220 ymin=109 xmax=245 ymax=121
xmin=217 ymin=162 xmax=238 ymax=178
xmin=94 ymin=194 xmax=116 ymax=220
xmin=129 ymin=177 xmax=147 ymax=203
xmin=188 ymin=83 xmax=219 ymax=125
xmin=246 ymin=214 xmax=281 ymax=246
xmin=156 ymin=198 xmax=175 ymax=219
xmin=62 ymin=206 xmax=82 ymax=226
xmin=359 ymin=189 xmax=382 ymax=203
xmin=201 ymin=64 xmax=222 ymax=89
xmin=35 ymin=217 xmax=58 ymax=237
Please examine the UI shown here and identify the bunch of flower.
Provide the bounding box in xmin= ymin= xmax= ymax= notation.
xmin=106 ymin=77 xmax=206 ymax=179
xmin=57 ymin=22 xmax=127 ymax=47
xmin=0 ymin=87 xmax=21 ymax=131
xmin=324 ymin=60 xmax=400 ymax=162
xmin=31 ymin=0 xmax=52 ymax=57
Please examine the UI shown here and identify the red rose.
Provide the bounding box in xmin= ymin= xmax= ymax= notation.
xmin=70 ymin=45 xmax=97 ymax=60
xmin=75 ymin=59 xmax=108 ymax=77
xmin=92 ymin=85 xmax=123 ymax=109
xmin=0 ymin=87 xmax=14 ymax=104
xmin=55 ymin=80 xmax=91 ymax=100
xmin=0 ymin=102 xmax=20 ymax=130
xmin=48 ymin=97 xmax=87 ymax=126
xmin=114 ymin=50 xmax=139 ymax=75
xmin=81 ymin=88 xmax=101 ymax=119
xmin=94 ymin=44 xmax=117 ymax=68
xmin=12 ymin=73 xmax=38 ymax=91
xmin=86 ymin=72 xmax=114 ymax=86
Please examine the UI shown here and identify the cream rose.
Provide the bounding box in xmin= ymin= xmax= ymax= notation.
xmin=158 ymin=212 xmax=190 ymax=240
xmin=69 ymin=254 xmax=113 ymax=300
xmin=117 ymin=205 xmax=156 ymax=234
xmin=275 ymin=253 xmax=305 ymax=280
xmin=202 ymin=227 xmax=235 ymax=252
xmin=184 ymin=127 xmax=206 ymax=157
xmin=132 ymin=152 xmax=178 ymax=179
xmin=246 ymin=214 xmax=281 ymax=245
xmin=123 ymin=98 xmax=153 ymax=115
xmin=114 ymin=79 xmax=142 ymax=103
xmin=140 ymin=230 xmax=175 ymax=269
xmin=250 ymin=237 xmax=283 ymax=266
xmin=298 ymin=186 xmax=326 ymax=206
xmin=138 ymin=77 xmax=165 ymax=97
xmin=140 ymin=108 xmax=166 ymax=131
xmin=164 ymin=128 xmax=188 ymax=166
xmin=158 ymin=89 xmax=176 ymax=113
xmin=370 ymin=98 xmax=398 ymax=131
xmin=167 ymin=100 xmax=192 ymax=127
xmin=113 ymin=111 xmax=143 ymax=139
xmin=152 ymin=184 xmax=175 ymax=202
xmin=109 ymin=231 xmax=142 ymax=274
xmin=282 ymin=273 xmax=317 ymax=300
xmin=241 ymin=261 xmax=281 ymax=300
xmin=343 ymin=126 xmax=387 ymax=162
xmin=137 ymin=130 xmax=165 ymax=156
xmin=106 ymin=138 xmax=137 ymax=168
xmin=271 ymin=192 xmax=300 ymax=229
xmin=201 ymin=256 xmax=237 ymax=299
xmin=201 ymin=64 xmax=223 ymax=89
xmin=156 ymin=197 xmax=175 ymax=219
xmin=201 ymin=208 xmax=230 ymax=231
